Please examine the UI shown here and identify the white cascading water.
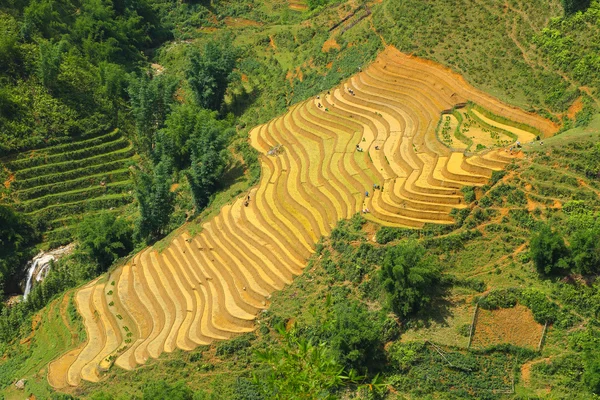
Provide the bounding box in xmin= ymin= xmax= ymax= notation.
xmin=23 ymin=244 xmax=74 ymax=300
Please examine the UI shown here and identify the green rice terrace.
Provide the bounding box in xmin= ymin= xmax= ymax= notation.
xmin=1 ymin=0 xmax=600 ymax=399
xmin=2 ymin=129 xmax=136 ymax=248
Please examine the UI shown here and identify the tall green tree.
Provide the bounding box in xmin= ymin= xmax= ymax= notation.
xmin=0 ymin=12 xmax=21 ymax=77
xmin=562 ymin=0 xmax=591 ymax=14
xmin=326 ymin=301 xmax=387 ymax=372
xmin=135 ymin=157 xmax=175 ymax=241
xmin=187 ymin=38 xmax=239 ymax=110
xmin=570 ymin=220 xmax=600 ymax=275
xmin=128 ymin=73 xmax=178 ymax=154
xmin=186 ymin=131 xmax=229 ymax=211
xmin=99 ymin=62 xmax=127 ymax=124
xmin=37 ymin=40 xmax=65 ymax=92
xmin=381 ymin=240 xmax=441 ymax=318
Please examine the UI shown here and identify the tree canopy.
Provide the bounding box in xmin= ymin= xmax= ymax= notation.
xmin=381 ymin=240 xmax=442 ymax=318
xmin=0 ymin=205 xmax=38 ymax=294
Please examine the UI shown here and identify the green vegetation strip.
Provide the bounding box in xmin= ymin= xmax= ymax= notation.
xmin=470 ymin=103 xmax=542 ymax=137
xmin=452 ymin=110 xmax=472 ymax=150
xmin=14 ymin=159 xmax=134 ymax=190
xmin=28 ymin=194 xmax=133 ymax=222
xmin=16 ymin=181 xmax=134 ymax=214
xmin=8 ymin=136 xmax=129 ymax=171
xmin=16 ymin=169 xmax=132 ymax=201
xmin=14 ymin=146 xmax=135 ymax=180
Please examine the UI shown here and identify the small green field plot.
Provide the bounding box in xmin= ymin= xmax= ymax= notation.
xmin=2 ymin=129 xmax=136 ymax=248
xmin=437 ymin=103 xmax=541 ymax=153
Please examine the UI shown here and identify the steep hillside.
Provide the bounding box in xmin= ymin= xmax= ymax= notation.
xmin=1 ymin=0 xmax=600 ymax=399
xmin=46 ymin=46 xmax=552 ymax=389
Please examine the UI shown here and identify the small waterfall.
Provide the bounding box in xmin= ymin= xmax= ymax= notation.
xmin=23 ymin=260 xmax=37 ymax=300
xmin=22 ymin=244 xmax=74 ymax=300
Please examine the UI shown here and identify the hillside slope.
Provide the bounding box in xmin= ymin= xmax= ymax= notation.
xmin=47 ymin=46 xmax=554 ymax=389
xmin=3 ymin=130 xmax=136 ymax=248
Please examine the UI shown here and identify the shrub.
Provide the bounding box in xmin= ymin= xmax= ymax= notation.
xmin=584 ymin=345 xmax=600 ymax=394
xmin=326 ymin=301 xmax=387 ymax=372
xmin=479 ymin=289 xmax=519 ymax=310
xmin=461 ymin=186 xmax=476 ymax=203
xmin=529 ymin=224 xmax=571 ymax=275
xmin=562 ymin=0 xmax=591 ymax=15
xmin=216 ymin=334 xmax=254 ymax=356
xmin=387 ymin=341 xmax=425 ymax=372
xmin=570 ymin=220 xmax=600 ymax=274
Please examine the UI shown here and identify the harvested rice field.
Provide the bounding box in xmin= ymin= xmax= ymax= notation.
xmin=47 ymin=46 xmax=556 ymax=388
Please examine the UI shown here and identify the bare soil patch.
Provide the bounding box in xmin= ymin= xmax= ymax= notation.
xmin=566 ymin=97 xmax=583 ymax=119
xmin=322 ymin=38 xmax=340 ymax=53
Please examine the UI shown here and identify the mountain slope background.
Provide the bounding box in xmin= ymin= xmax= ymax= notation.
xmin=1 ymin=0 xmax=600 ymax=399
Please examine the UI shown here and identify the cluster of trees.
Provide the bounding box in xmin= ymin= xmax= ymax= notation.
xmin=248 ymin=226 xmax=444 ymax=398
xmin=530 ymin=215 xmax=600 ymax=275
xmin=562 ymin=0 xmax=591 ymax=14
xmin=0 ymin=0 xmax=243 ymax=342
xmin=128 ymin=38 xmax=239 ymax=243
xmin=0 ymin=0 xmax=169 ymax=155
xmin=535 ymin=1 xmax=600 ymax=100
xmin=381 ymin=240 xmax=442 ymax=318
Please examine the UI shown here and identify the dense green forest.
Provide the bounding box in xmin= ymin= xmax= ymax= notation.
xmin=1 ymin=0 xmax=600 ymax=398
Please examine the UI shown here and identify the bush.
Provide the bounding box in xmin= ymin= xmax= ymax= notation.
xmin=375 ymin=226 xmax=419 ymax=244
xmin=479 ymin=289 xmax=519 ymax=310
xmin=387 ymin=341 xmax=425 ymax=372
xmin=326 ymin=301 xmax=387 ymax=372
xmin=0 ymin=205 xmax=39 ymax=293
xmin=529 ymin=224 xmax=571 ymax=275
xmin=570 ymin=220 xmax=600 ymax=274
xmin=216 ymin=334 xmax=254 ymax=357
xmin=461 ymin=186 xmax=476 ymax=203
xmin=584 ymin=345 xmax=600 ymax=394
xmin=562 ymin=0 xmax=591 ymax=15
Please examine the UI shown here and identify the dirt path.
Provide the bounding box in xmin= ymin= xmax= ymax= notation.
xmin=521 ymin=357 xmax=551 ymax=386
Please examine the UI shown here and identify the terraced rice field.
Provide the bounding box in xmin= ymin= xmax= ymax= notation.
xmin=3 ymin=129 xmax=135 ymax=247
xmin=288 ymin=0 xmax=308 ymax=11
xmin=47 ymin=47 xmax=556 ymax=388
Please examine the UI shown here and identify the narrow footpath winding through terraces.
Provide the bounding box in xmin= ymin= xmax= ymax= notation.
xmin=47 ymin=46 xmax=556 ymax=388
